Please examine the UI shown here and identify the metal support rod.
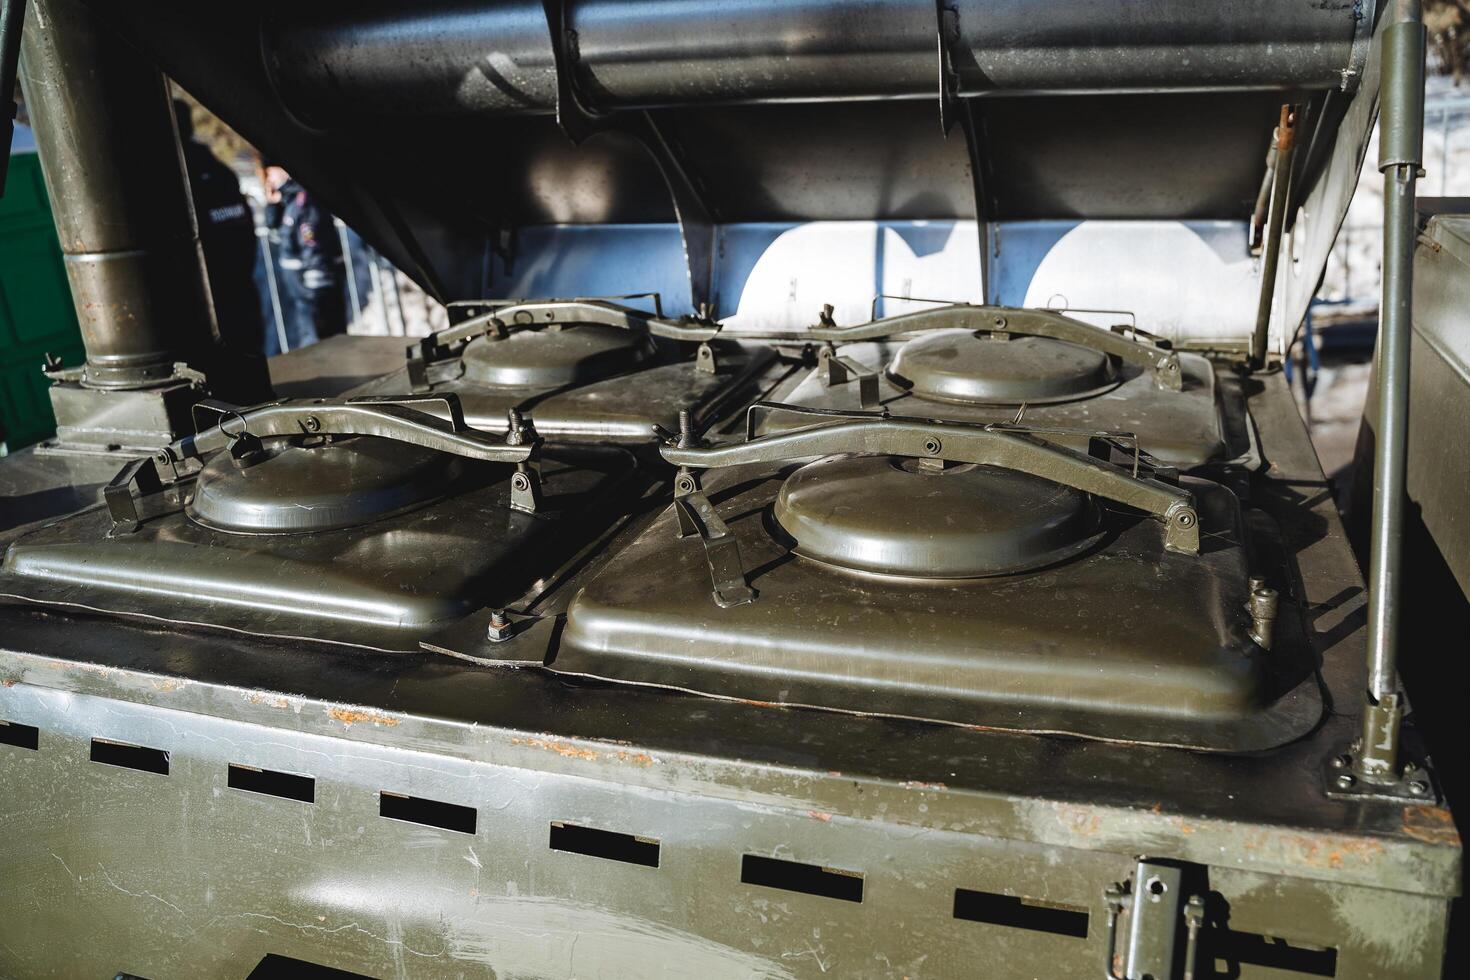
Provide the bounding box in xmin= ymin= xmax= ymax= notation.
xmin=366 ymin=245 xmax=392 ymax=336
xmin=335 ymin=217 xmax=361 ymax=328
xmin=256 ymin=225 xmax=290 ymax=354
xmin=383 ymin=255 xmax=407 ymax=336
xmin=1248 ymin=139 xmax=1278 ymax=253
xmin=18 ymin=0 xmax=218 ymax=389
xmin=1357 ymin=0 xmax=1425 ymax=781
xmin=1249 ymin=104 xmax=1297 ymax=370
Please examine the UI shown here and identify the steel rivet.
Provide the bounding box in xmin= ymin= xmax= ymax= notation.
xmin=1335 ymin=773 xmax=1356 ymax=790
xmin=1331 ymin=754 xmax=1352 ymax=769
xmin=1409 ymin=780 xmax=1429 ymax=796
xmin=923 ymin=438 xmax=942 ymax=455
xmin=302 ymin=415 xmax=321 ymax=433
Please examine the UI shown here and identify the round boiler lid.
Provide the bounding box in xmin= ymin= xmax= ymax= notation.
xmin=186 ymin=436 xmax=462 ymax=533
xmin=461 ymin=324 xmax=656 ymax=388
xmin=887 ymin=329 xmax=1117 ymax=405
xmin=772 ymin=455 xmax=1101 ymax=578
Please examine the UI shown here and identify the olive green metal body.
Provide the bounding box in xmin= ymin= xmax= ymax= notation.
xmin=0 ymin=347 xmax=1460 ymax=978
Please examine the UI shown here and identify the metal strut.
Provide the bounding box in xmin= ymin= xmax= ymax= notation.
xmin=1345 ymin=0 xmax=1426 ymax=797
xmin=539 ymin=0 xmax=716 ymax=314
xmin=1249 ymin=104 xmax=1298 ymax=370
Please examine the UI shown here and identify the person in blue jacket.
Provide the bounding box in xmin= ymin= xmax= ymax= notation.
xmin=263 ymin=162 xmax=346 ymax=351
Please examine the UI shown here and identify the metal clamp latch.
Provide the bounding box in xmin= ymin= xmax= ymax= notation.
xmin=1103 ymin=861 xmax=1206 ymax=980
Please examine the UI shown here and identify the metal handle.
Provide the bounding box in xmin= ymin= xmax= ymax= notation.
xmin=663 ymin=413 xmax=1199 ymax=554
xmin=410 ymin=299 xmax=1181 ymax=395
xmin=782 ymin=304 xmax=1183 ymax=392
xmin=416 ymin=298 xmax=721 ymax=364
xmin=164 ymin=395 xmax=536 ymax=467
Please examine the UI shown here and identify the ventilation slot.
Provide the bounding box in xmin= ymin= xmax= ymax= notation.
xmin=228 ymin=764 xmax=315 ymax=803
xmin=741 ymin=854 xmax=863 ymax=903
xmin=90 ymin=738 xmax=169 ymax=775
xmin=0 ymin=720 xmax=39 ymax=750
xmin=247 ymin=954 xmax=376 ymax=979
xmin=953 ymin=888 xmax=1089 ymax=938
xmin=550 ymin=821 xmax=660 ymax=868
xmin=1207 ymin=930 xmax=1337 ymax=977
xmin=379 ymin=791 xmax=476 ymax=835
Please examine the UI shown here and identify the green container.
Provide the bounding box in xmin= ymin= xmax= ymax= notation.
xmin=0 ymin=124 xmax=84 ymax=452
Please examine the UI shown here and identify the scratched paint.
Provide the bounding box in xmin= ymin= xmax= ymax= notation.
xmin=442 ymin=896 xmax=797 ymax=980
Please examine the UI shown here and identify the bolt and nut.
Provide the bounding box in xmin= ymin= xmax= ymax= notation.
xmin=487 ymin=609 xmax=513 ymax=642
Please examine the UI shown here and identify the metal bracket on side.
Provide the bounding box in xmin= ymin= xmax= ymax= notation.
xmin=673 ymin=469 xmax=755 ymax=608
xmin=936 ymin=1 xmax=961 ymax=135
xmin=103 ymin=455 xmax=164 ymax=535
xmin=1326 ymin=699 xmax=1438 ymax=804
xmin=1103 ymin=861 xmax=1206 ymax=980
xmin=818 ymin=346 xmax=880 ymax=409
xmin=504 ymin=407 xmax=544 ymax=514
xmin=1327 ymin=750 xmax=1437 ymax=804
xmin=539 ymin=0 xmax=716 ymax=313
xmin=695 ymin=342 xmax=719 ymax=375
xmin=1341 ymin=0 xmax=1374 ymax=93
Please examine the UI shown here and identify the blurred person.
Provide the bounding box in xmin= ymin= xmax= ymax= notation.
xmin=173 ymin=100 xmax=265 ymax=355
xmin=263 ymin=162 xmax=346 ymax=352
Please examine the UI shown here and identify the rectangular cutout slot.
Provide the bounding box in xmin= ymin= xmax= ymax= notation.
xmin=1208 ymin=930 xmax=1337 ymax=977
xmin=953 ymin=888 xmax=1089 ymax=938
xmin=379 ymin=791 xmax=476 ymax=835
xmin=247 ymin=954 xmax=375 ymax=979
xmin=228 ymin=764 xmax=315 ymax=803
xmin=90 ymin=738 xmax=169 ymax=775
xmin=741 ymin=854 xmax=863 ymax=903
xmin=550 ymin=821 xmax=660 ymax=868
xmin=0 ymin=721 xmax=39 ymax=750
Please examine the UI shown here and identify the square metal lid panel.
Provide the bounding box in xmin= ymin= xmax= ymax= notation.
xmin=552 ymin=465 xmax=1320 ymax=752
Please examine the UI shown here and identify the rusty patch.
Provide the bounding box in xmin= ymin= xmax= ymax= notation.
xmin=899 ymin=780 xmax=948 ymax=791
xmin=1402 ymin=806 xmax=1461 ymax=846
xmin=1245 ymin=829 xmax=1386 ymax=869
xmin=2 ymin=678 xmax=15 ymax=687
xmin=149 ymin=678 xmax=183 ymax=693
xmin=512 ymin=736 xmax=599 ymax=762
xmin=807 ymin=810 xmax=833 ymax=823
xmin=326 ymin=707 xmax=400 ymax=727
xmin=1055 ymin=804 xmax=1104 ymax=838
xmin=614 ymin=750 xmax=655 ymax=766
xmin=245 ymin=692 xmax=292 ymax=709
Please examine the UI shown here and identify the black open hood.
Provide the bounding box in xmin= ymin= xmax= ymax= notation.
xmin=77 ymin=0 xmax=1385 ymax=351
